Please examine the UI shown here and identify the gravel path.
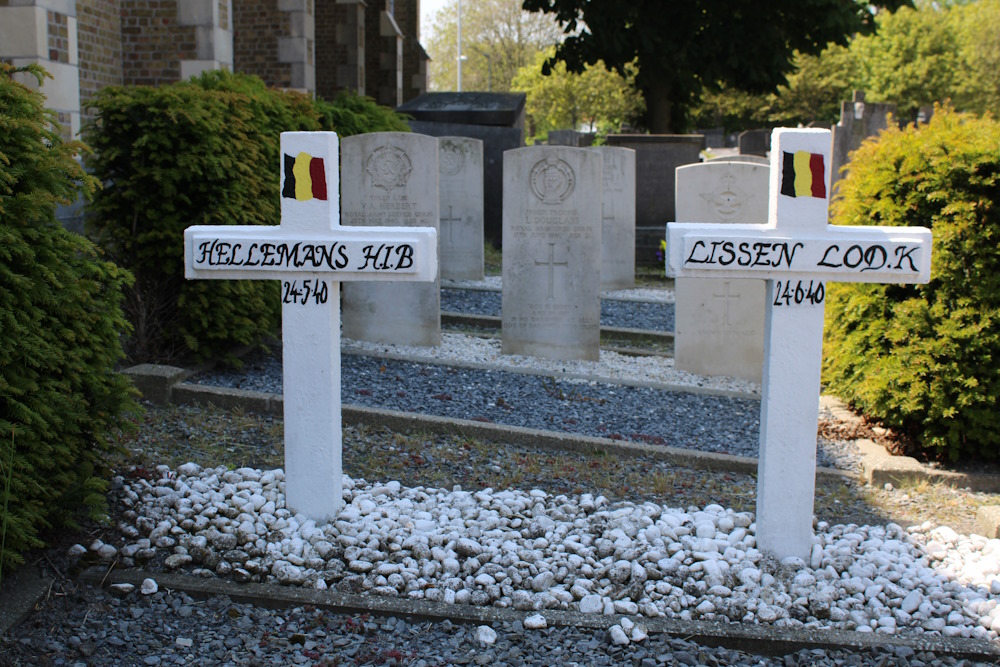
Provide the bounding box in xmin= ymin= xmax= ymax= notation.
xmin=441 ymin=288 xmax=675 ymax=332
xmin=2 ymin=581 xmax=984 ymax=667
xmin=193 ymin=341 xmax=860 ymax=472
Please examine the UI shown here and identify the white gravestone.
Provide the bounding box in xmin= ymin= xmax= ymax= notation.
xmin=593 ymin=146 xmax=636 ymax=290
xmin=439 ymin=137 xmax=485 ymax=281
xmin=668 ymin=128 xmax=932 ymax=559
xmin=502 ymin=147 xmax=603 ymax=361
xmin=674 ymin=161 xmax=769 ymax=381
xmin=341 ymin=132 xmax=441 ymax=346
xmin=184 ymin=132 xmax=437 ymax=521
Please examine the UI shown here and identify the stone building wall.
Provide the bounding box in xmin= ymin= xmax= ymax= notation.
xmin=120 ymin=0 xmax=195 ymax=87
xmin=233 ymin=0 xmax=291 ymax=88
xmin=77 ymin=0 xmax=123 ymax=118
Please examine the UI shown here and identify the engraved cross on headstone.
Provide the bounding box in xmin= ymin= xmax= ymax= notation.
xmin=668 ymin=128 xmax=932 ymax=559
xmin=184 ymin=132 xmax=437 ymax=521
xmin=535 ymin=242 xmax=569 ymax=299
xmin=713 ymin=282 xmax=740 ymax=327
xmin=441 ymin=204 xmax=463 ymax=244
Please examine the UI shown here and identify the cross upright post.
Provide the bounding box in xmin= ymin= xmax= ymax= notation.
xmin=668 ymin=128 xmax=932 ymax=559
xmin=184 ymin=132 xmax=437 ymax=522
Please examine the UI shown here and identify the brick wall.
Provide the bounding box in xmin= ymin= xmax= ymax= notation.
xmin=395 ymin=0 xmax=425 ymax=103
xmin=77 ymin=0 xmax=123 ymax=117
xmin=121 ymin=0 xmax=195 ymax=86
xmin=364 ymin=0 xmax=401 ymax=107
xmin=315 ymin=0 xmax=364 ymax=101
xmin=233 ymin=0 xmax=291 ymax=88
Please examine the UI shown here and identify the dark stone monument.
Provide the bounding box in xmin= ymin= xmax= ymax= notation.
xmin=398 ymin=92 xmax=526 ymax=247
xmin=738 ymin=129 xmax=771 ymax=157
xmin=604 ymin=133 xmax=704 ymax=266
xmin=830 ymin=91 xmax=896 ymax=198
xmin=547 ymin=130 xmax=595 ymax=147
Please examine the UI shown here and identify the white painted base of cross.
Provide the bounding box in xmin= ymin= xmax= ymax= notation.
xmin=184 ymin=132 xmax=437 ymax=522
xmin=668 ymin=128 xmax=932 ymax=559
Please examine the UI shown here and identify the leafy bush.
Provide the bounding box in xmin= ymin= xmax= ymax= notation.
xmin=315 ymin=90 xmax=412 ymax=135
xmin=84 ymin=72 xmax=410 ymax=364
xmin=0 ymin=64 xmax=136 ymax=576
xmin=823 ymin=106 xmax=1000 ymax=462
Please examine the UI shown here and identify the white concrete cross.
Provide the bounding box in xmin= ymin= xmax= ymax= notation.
xmin=668 ymin=128 xmax=932 ymax=559
xmin=184 ymin=132 xmax=437 ymax=521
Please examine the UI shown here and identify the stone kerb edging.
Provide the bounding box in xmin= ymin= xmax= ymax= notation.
xmin=132 ymin=366 xmax=841 ymax=481
xmin=126 ymin=364 xmax=1000 ymax=497
xmin=79 ymin=567 xmax=1000 ymax=661
xmin=440 ymin=311 xmax=676 ymax=348
xmin=820 ymin=396 xmax=1000 ymax=494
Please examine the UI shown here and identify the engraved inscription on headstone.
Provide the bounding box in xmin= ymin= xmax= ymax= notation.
xmin=674 ymin=161 xmax=769 ymax=381
xmin=592 ymin=146 xmax=636 ymax=290
xmin=438 ymin=137 xmax=485 ymax=281
xmin=502 ymin=147 xmax=602 ymax=361
xmin=341 ymin=132 xmax=441 ymax=346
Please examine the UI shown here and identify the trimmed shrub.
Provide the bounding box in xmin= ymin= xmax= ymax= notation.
xmin=823 ymin=106 xmax=1000 ymax=462
xmin=0 ymin=64 xmax=136 ymax=576
xmin=84 ymin=71 xmax=410 ymax=364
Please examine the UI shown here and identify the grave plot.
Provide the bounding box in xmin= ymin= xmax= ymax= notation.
xmin=668 ymin=128 xmax=932 ymax=559
xmin=184 ymin=131 xmax=437 ymax=520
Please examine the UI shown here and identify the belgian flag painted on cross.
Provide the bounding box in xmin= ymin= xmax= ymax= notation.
xmin=780 ymin=150 xmax=825 ymax=199
xmin=282 ymin=152 xmax=327 ymax=201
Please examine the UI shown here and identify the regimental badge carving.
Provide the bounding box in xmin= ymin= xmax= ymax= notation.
xmin=700 ymin=173 xmax=751 ymax=223
xmin=366 ymin=146 xmax=412 ymax=192
xmin=439 ymin=141 xmax=465 ymax=176
xmin=530 ymin=158 xmax=575 ymax=204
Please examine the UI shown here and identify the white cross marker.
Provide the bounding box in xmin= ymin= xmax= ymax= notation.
xmin=184 ymin=132 xmax=437 ymax=521
xmin=668 ymin=128 xmax=932 ymax=559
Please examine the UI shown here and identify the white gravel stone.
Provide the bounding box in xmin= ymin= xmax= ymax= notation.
xmin=579 ymin=595 xmax=604 ymax=614
xmin=140 ymin=578 xmax=159 ymax=595
xmin=608 ymin=625 xmax=630 ymax=646
xmin=110 ymin=465 xmax=1000 ymax=642
xmin=476 ymin=626 xmax=497 ymax=646
xmin=523 ymin=613 xmax=547 ymax=629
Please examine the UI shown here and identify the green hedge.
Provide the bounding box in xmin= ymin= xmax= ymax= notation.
xmin=823 ymin=107 xmax=1000 ymax=461
xmin=84 ymin=71 xmax=409 ymax=364
xmin=0 ymin=64 xmax=136 ymax=577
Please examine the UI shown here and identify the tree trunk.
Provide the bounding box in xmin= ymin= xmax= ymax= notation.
xmin=642 ymin=81 xmax=678 ymax=134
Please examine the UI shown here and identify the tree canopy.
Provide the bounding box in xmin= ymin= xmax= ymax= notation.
xmin=521 ymin=0 xmax=913 ymax=133
xmin=424 ymin=0 xmax=563 ymax=92
xmin=511 ymin=48 xmax=644 ymax=142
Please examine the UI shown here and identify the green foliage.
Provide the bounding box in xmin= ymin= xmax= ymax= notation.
xmin=84 ymin=70 xmax=409 ymax=364
xmin=522 ymin=0 xmax=912 ymax=133
xmin=0 ymin=63 xmax=137 ymax=575
xmin=425 ymin=0 xmax=563 ymax=92
xmin=823 ymin=107 xmax=1000 ymax=462
xmin=511 ymin=47 xmax=644 ymax=142
xmin=314 ymin=90 xmax=411 ymax=135
xmin=852 ymin=5 xmax=961 ymax=121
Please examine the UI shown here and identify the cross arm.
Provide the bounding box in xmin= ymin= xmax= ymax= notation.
xmin=667 ymin=222 xmax=932 ymax=284
xmin=184 ymin=225 xmax=437 ymax=282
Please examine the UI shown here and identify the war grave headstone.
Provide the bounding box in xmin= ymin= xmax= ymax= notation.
xmin=708 ymin=154 xmax=769 ymax=165
xmin=592 ymin=145 xmax=636 ymax=290
xmin=184 ymin=132 xmax=437 ymax=520
xmin=668 ymin=128 xmax=932 ymax=559
xmin=340 ymin=132 xmax=441 ymax=347
xmin=502 ymin=146 xmax=603 ymax=361
xmin=604 ymin=134 xmax=703 ymax=264
xmin=831 ymin=90 xmax=896 ymax=197
xmin=738 ymin=128 xmax=771 ymax=157
xmin=399 ymin=92 xmax=527 ymax=247
xmin=674 ymin=161 xmax=769 ymax=381
xmin=439 ymin=136 xmax=485 ymax=281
